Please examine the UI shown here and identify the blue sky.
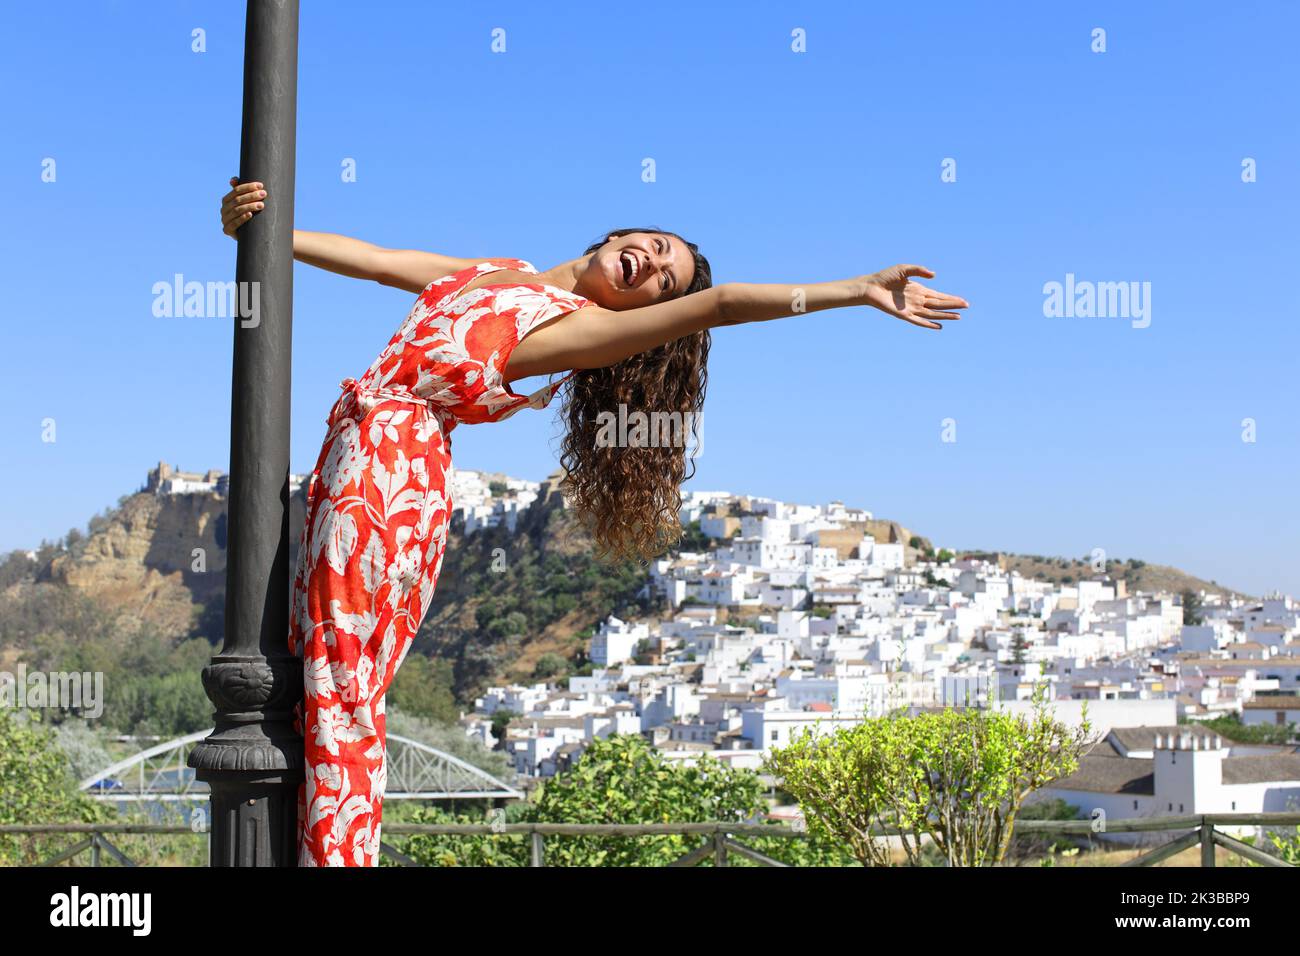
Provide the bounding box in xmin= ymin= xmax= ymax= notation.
xmin=2 ymin=1 xmax=1297 ymax=597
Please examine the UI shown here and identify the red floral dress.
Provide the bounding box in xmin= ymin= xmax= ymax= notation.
xmin=289 ymin=258 xmax=592 ymax=866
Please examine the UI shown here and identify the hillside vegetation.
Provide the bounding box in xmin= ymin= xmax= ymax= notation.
xmin=957 ymin=551 xmax=1250 ymax=601
xmin=414 ymin=488 xmax=658 ymax=702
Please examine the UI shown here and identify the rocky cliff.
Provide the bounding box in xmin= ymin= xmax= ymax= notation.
xmin=41 ymin=488 xmax=307 ymax=642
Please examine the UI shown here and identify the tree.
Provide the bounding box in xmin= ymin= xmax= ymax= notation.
xmin=1010 ymin=632 xmax=1029 ymax=665
xmin=0 ymin=551 xmax=35 ymax=589
xmin=1187 ymin=712 xmax=1295 ymax=746
xmin=533 ymin=653 xmax=568 ymax=680
xmin=527 ymin=735 xmax=767 ymax=866
xmin=766 ymin=695 xmax=1092 ymax=866
xmin=677 ymin=520 xmax=713 ymax=552
xmin=394 ymin=735 xmax=854 ymax=867
xmin=487 ymin=611 xmax=528 ymax=640
xmin=490 ymin=709 xmax=519 ymax=745
xmin=389 ymin=654 xmax=459 ymax=724
xmin=0 ymin=711 xmax=112 ymax=865
xmin=93 ymin=633 xmax=214 ymax=736
xmin=1265 ymin=826 xmax=1300 ymax=865
xmin=1181 ymin=589 xmax=1204 ymax=626
xmin=389 ymin=802 xmax=530 ymax=867
xmin=53 ymin=721 xmax=113 ymax=783
xmin=87 ymin=510 xmax=111 ymax=536
xmin=540 ymin=736 xmax=855 ymax=866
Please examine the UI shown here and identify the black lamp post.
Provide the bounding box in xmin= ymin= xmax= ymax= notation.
xmin=188 ymin=0 xmax=302 ymax=867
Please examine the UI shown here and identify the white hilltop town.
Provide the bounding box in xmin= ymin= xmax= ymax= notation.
xmin=144 ymin=460 xmax=539 ymax=535
xmin=147 ymin=461 xmax=1300 ymax=830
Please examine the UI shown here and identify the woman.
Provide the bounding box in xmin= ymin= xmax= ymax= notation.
xmin=220 ymin=177 xmax=969 ymax=866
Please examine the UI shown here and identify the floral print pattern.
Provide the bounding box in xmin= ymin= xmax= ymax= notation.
xmin=289 ymin=259 xmax=592 ymax=866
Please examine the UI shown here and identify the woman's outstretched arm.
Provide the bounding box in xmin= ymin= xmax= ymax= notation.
xmin=505 ymin=266 xmax=970 ymax=381
xmin=220 ymin=178 xmax=480 ymax=293
xmin=291 ymin=230 xmax=479 ymax=293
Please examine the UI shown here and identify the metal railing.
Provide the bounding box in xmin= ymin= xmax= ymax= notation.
xmin=3 ymin=813 xmax=1297 ymax=867
xmin=1012 ymin=812 xmax=1299 ymax=868
xmin=378 ymin=821 xmax=799 ymax=867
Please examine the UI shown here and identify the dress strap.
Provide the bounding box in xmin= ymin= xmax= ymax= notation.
xmin=509 ymin=371 xmax=574 ymax=411
xmin=422 ymin=258 xmax=537 ymax=312
xmin=468 ymin=257 xmax=538 ymax=279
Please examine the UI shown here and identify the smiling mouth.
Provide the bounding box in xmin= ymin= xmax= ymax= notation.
xmin=619 ymin=250 xmax=640 ymax=288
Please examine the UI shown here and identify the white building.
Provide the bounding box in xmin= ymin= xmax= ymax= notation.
xmin=1037 ymin=726 xmax=1300 ymax=842
xmin=739 ymin=698 xmax=864 ymax=752
xmin=1241 ymin=695 xmax=1300 ymax=728
xmin=590 ymin=616 xmax=649 ymax=667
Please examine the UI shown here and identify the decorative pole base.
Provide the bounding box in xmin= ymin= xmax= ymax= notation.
xmin=189 ymin=655 xmax=304 ymax=867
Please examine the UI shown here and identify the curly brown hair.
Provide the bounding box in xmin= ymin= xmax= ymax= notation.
xmin=558 ymin=228 xmax=713 ymax=565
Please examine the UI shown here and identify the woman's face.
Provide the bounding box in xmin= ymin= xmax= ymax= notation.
xmin=579 ymin=232 xmax=696 ymax=309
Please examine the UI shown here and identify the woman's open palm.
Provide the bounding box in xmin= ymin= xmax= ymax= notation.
xmin=863 ymin=264 xmax=969 ymax=330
